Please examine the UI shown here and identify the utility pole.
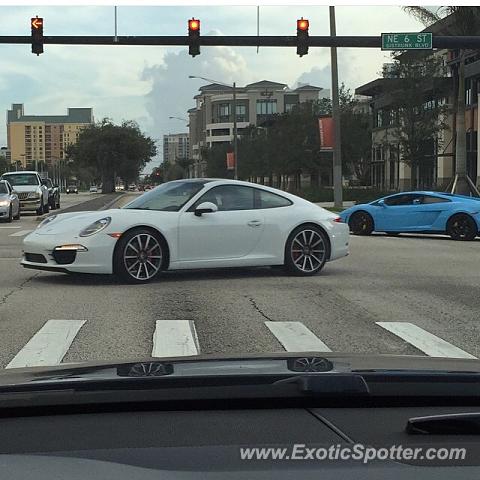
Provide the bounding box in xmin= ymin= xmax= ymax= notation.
xmin=329 ymin=6 xmax=343 ymax=208
xmin=233 ymin=82 xmax=238 ymax=180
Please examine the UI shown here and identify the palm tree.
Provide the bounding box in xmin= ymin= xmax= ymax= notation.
xmin=403 ymin=6 xmax=480 ymax=195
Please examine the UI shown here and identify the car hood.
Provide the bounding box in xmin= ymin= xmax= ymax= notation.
xmin=1 ymin=353 xmax=480 ymax=386
xmin=34 ymin=208 xmax=176 ymax=235
xmin=8 ymin=185 xmax=42 ymax=193
xmin=35 ymin=209 xmax=119 ymax=235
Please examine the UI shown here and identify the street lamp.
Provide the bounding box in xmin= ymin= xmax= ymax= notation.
xmin=189 ymin=75 xmax=238 ymax=180
xmin=169 ymin=116 xmax=188 ymax=123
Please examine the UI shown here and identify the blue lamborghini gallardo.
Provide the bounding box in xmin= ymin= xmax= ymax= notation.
xmin=340 ymin=191 xmax=480 ymax=241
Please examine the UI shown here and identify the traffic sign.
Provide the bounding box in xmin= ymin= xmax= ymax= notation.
xmin=381 ymin=32 xmax=432 ymax=50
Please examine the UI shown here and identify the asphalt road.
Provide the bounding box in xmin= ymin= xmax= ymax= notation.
xmin=0 ymin=195 xmax=479 ymax=369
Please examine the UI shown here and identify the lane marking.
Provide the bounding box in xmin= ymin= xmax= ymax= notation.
xmin=152 ymin=320 xmax=200 ymax=357
xmin=0 ymin=226 xmax=21 ymax=229
xmin=9 ymin=229 xmax=33 ymax=237
xmin=376 ymin=322 xmax=477 ymax=359
xmin=6 ymin=320 xmax=86 ymax=369
xmin=265 ymin=321 xmax=331 ymax=352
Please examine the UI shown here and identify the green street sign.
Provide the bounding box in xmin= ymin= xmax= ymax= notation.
xmin=381 ymin=32 xmax=433 ymax=50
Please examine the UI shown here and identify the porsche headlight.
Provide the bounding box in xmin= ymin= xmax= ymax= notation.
xmin=37 ymin=214 xmax=57 ymax=229
xmin=79 ymin=217 xmax=111 ymax=237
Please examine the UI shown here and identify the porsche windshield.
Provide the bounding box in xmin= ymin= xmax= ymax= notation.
xmin=123 ymin=180 xmax=208 ymax=211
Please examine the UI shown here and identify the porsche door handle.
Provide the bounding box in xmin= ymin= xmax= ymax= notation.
xmin=247 ymin=220 xmax=262 ymax=227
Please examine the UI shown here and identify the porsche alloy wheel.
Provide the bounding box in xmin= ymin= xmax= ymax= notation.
xmin=348 ymin=211 xmax=374 ymax=235
xmin=114 ymin=229 xmax=164 ymax=283
xmin=285 ymin=226 xmax=328 ymax=276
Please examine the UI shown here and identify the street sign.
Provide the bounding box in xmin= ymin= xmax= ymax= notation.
xmin=381 ymin=32 xmax=432 ymax=50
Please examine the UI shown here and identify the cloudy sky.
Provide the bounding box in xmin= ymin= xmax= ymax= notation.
xmin=0 ymin=5 xmax=426 ymax=170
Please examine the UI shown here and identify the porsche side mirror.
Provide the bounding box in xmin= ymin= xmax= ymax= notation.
xmin=194 ymin=202 xmax=218 ymax=217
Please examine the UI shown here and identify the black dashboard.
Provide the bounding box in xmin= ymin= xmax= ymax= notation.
xmin=1 ymin=406 xmax=480 ymax=479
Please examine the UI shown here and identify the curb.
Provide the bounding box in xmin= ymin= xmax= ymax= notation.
xmin=100 ymin=193 xmax=126 ymax=210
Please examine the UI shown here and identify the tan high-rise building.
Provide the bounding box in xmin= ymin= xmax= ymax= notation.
xmin=7 ymin=104 xmax=93 ymax=169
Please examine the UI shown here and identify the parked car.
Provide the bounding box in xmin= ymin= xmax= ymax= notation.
xmin=0 ymin=171 xmax=49 ymax=215
xmin=128 ymin=184 xmax=137 ymax=191
xmin=0 ymin=180 xmax=21 ymax=222
xmin=42 ymin=178 xmax=60 ymax=210
xmin=66 ymin=185 xmax=78 ymax=194
xmin=21 ymin=179 xmax=349 ymax=283
xmin=340 ymin=191 xmax=480 ymax=241
xmin=89 ymin=185 xmax=98 ymax=193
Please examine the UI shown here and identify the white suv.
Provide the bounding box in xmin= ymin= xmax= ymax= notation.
xmin=0 ymin=171 xmax=49 ymax=215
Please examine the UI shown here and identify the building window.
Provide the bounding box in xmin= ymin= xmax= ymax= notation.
xmin=256 ymin=100 xmax=277 ymax=115
xmin=236 ymin=105 xmax=246 ymax=122
xmin=376 ymin=109 xmax=383 ymax=127
xmin=466 ymin=79 xmax=473 ymax=105
xmin=211 ymin=128 xmax=230 ymax=136
xmin=285 ymin=103 xmax=297 ymax=113
xmin=219 ymin=103 xmax=230 ymax=121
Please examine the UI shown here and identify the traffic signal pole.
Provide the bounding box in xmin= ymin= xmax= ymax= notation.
xmin=329 ymin=6 xmax=343 ymax=209
xmin=3 ymin=35 xmax=480 ymax=48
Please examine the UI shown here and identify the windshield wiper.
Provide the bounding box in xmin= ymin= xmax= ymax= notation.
xmin=407 ymin=412 xmax=480 ymax=435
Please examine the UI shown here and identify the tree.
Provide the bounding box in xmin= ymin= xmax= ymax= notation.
xmin=403 ymin=6 xmax=480 ymax=194
xmin=0 ymin=155 xmax=8 ymax=175
xmin=66 ymin=119 xmax=157 ymax=193
xmin=379 ymin=53 xmax=450 ymax=189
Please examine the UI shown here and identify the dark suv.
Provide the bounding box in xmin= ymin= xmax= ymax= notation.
xmin=42 ymin=178 xmax=60 ymax=210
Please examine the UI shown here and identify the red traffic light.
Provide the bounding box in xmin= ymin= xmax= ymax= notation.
xmin=31 ymin=16 xmax=43 ymax=30
xmin=188 ymin=18 xmax=200 ymax=32
xmin=297 ymin=18 xmax=309 ymax=31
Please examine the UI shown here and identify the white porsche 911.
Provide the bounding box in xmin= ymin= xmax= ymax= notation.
xmin=21 ymin=179 xmax=349 ymax=283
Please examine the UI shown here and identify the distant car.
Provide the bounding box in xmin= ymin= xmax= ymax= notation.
xmin=89 ymin=186 xmax=98 ymax=193
xmin=138 ymin=185 xmax=145 ymax=192
xmin=1 ymin=171 xmax=49 ymax=215
xmin=340 ymin=191 xmax=480 ymax=241
xmin=66 ymin=185 xmax=78 ymax=194
xmin=42 ymin=178 xmax=60 ymax=210
xmin=0 ymin=180 xmax=21 ymax=222
xmin=128 ymin=184 xmax=136 ymax=191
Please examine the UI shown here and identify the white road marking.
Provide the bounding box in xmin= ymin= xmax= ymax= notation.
xmin=376 ymin=322 xmax=477 ymax=359
xmin=265 ymin=321 xmax=331 ymax=352
xmin=6 ymin=320 xmax=86 ymax=369
xmin=152 ymin=320 xmax=200 ymax=357
xmin=0 ymin=226 xmax=21 ymax=229
xmin=9 ymin=229 xmax=33 ymax=237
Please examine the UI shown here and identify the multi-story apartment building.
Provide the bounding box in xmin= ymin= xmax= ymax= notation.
xmin=163 ymin=133 xmax=189 ymax=165
xmin=188 ymin=80 xmax=330 ymax=177
xmin=355 ymin=14 xmax=480 ymax=191
xmin=6 ymin=104 xmax=94 ymax=169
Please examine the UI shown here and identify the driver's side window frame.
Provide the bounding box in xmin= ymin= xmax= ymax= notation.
xmin=187 ymin=185 xmax=256 ymax=212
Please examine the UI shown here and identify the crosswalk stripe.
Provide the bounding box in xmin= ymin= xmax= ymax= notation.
xmin=376 ymin=322 xmax=477 ymax=359
xmin=265 ymin=321 xmax=331 ymax=352
xmin=9 ymin=229 xmax=33 ymax=237
xmin=6 ymin=320 xmax=86 ymax=369
xmin=152 ymin=320 xmax=200 ymax=357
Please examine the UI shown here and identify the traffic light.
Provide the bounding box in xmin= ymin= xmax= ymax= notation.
xmin=296 ymin=18 xmax=309 ymax=57
xmin=31 ymin=16 xmax=44 ymax=55
xmin=188 ymin=18 xmax=200 ymax=57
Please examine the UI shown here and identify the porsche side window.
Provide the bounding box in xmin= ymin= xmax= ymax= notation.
xmin=256 ymin=190 xmax=292 ymax=209
xmin=194 ymin=186 xmax=255 ymax=211
xmin=422 ymin=195 xmax=451 ymax=204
